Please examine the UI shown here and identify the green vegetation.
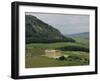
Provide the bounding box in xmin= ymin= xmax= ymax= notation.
xmin=25 ymin=15 xmax=75 ymax=43
xmin=25 ymin=40 xmax=89 ymax=68
xmin=58 ymin=56 xmax=66 ymax=60
xmin=25 ymin=15 xmax=89 ymax=68
xmin=56 ymin=45 xmax=89 ymax=52
xmin=73 ymin=37 xmax=89 ymax=47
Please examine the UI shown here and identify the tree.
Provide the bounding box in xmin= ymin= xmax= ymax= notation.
xmin=59 ymin=56 xmax=66 ymax=60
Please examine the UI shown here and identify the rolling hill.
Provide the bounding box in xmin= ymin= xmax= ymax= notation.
xmin=66 ymin=32 xmax=89 ymax=39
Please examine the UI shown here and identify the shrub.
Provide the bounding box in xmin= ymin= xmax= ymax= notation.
xmin=66 ymin=55 xmax=81 ymax=61
xmin=58 ymin=56 xmax=66 ymax=61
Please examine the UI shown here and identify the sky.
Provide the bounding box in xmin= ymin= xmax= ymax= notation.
xmin=26 ymin=12 xmax=89 ymax=35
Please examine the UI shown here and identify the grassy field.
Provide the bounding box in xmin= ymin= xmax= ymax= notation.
xmin=25 ymin=37 xmax=89 ymax=68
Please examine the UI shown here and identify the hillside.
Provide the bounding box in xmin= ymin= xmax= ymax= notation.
xmin=66 ymin=32 xmax=89 ymax=39
xmin=25 ymin=15 xmax=75 ymax=43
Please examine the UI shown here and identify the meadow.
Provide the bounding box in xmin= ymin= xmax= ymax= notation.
xmin=25 ymin=37 xmax=89 ymax=68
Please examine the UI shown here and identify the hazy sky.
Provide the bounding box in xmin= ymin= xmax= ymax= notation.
xmin=26 ymin=12 xmax=89 ymax=35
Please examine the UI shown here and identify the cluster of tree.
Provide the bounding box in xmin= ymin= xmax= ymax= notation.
xmin=56 ymin=46 xmax=89 ymax=52
xmin=58 ymin=55 xmax=81 ymax=61
xmin=26 ymin=37 xmax=75 ymax=44
xmin=58 ymin=55 xmax=89 ymax=64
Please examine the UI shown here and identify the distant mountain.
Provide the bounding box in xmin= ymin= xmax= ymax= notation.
xmin=25 ymin=15 xmax=75 ymax=43
xmin=65 ymin=32 xmax=89 ymax=39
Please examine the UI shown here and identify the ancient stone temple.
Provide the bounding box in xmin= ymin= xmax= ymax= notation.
xmin=45 ymin=49 xmax=61 ymax=58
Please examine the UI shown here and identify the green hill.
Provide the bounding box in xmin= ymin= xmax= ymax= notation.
xmin=25 ymin=15 xmax=75 ymax=43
